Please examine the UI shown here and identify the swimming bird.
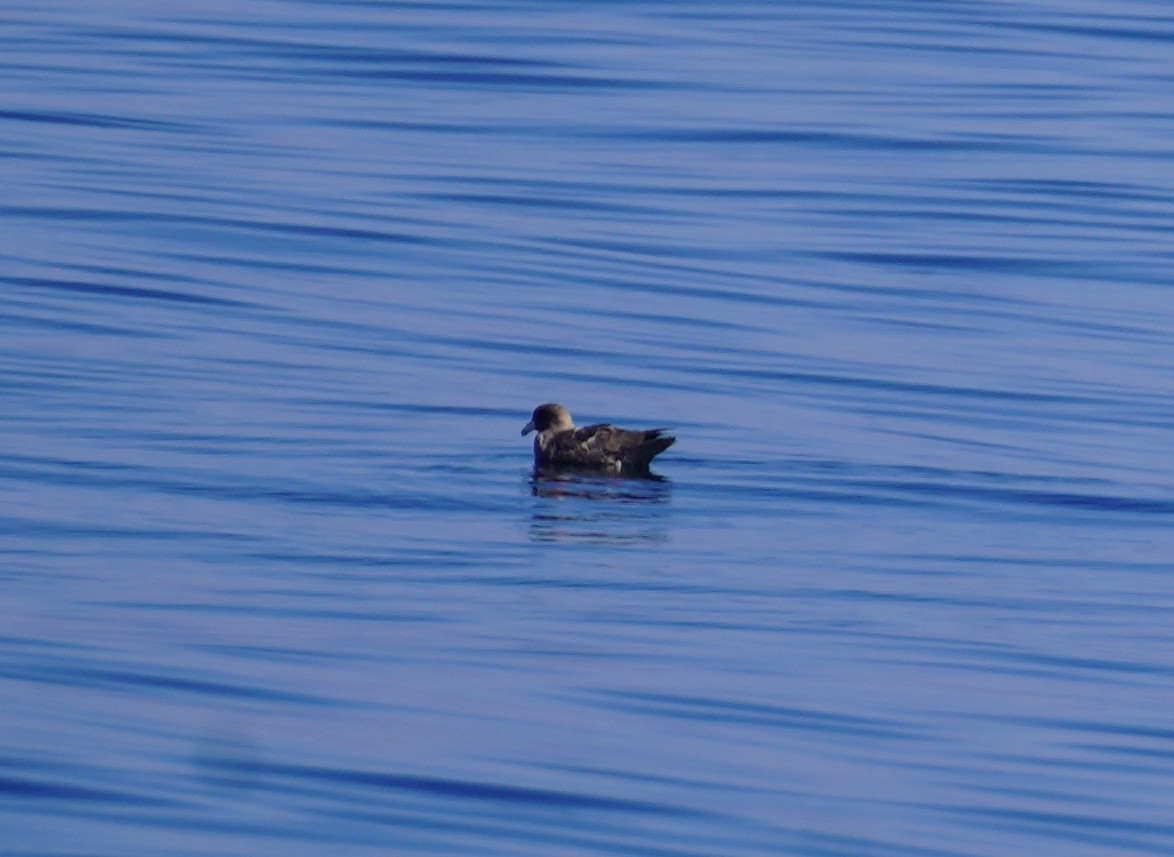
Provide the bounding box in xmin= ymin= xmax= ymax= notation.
xmin=521 ymin=403 xmax=675 ymax=475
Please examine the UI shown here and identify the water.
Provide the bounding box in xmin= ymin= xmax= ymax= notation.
xmin=4 ymin=1 xmax=1174 ymax=854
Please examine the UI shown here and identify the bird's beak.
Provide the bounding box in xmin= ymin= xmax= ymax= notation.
xmin=521 ymin=420 xmax=536 ymax=436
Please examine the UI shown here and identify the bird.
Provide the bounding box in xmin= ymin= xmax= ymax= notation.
xmin=521 ymin=403 xmax=675 ymax=476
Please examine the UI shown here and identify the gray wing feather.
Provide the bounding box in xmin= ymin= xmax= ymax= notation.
xmin=550 ymin=423 xmax=675 ymax=472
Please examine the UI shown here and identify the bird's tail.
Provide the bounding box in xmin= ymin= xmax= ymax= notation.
xmin=635 ymin=430 xmax=676 ymax=469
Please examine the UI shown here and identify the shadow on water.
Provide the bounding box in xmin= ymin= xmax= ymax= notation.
xmin=527 ymin=472 xmax=671 ymax=545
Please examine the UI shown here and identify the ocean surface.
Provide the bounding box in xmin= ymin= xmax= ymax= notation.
xmin=4 ymin=1 xmax=1174 ymax=855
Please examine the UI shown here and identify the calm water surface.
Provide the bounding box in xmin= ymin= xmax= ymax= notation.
xmin=4 ymin=1 xmax=1174 ymax=855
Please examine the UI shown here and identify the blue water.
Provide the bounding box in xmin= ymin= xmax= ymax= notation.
xmin=4 ymin=1 xmax=1174 ymax=855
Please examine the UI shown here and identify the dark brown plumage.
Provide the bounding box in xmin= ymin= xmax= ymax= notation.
xmin=521 ymin=403 xmax=675 ymax=475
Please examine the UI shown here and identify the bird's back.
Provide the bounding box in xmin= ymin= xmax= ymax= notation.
xmin=542 ymin=423 xmax=675 ymax=474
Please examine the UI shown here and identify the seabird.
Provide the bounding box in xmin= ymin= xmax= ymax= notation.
xmin=521 ymin=403 xmax=675 ymax=475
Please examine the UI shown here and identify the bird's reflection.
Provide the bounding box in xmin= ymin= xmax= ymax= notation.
xmin=527 ymin=471 xmax=672 ymax=544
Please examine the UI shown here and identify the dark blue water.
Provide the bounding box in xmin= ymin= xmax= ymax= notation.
xmin=4 ymin=2 xmax=1174 ymax=855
